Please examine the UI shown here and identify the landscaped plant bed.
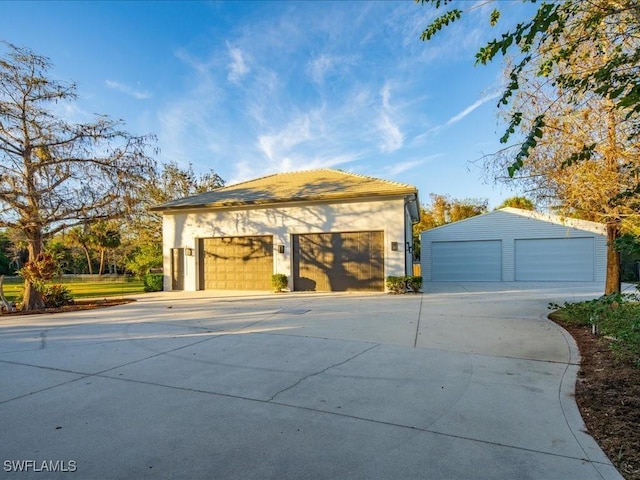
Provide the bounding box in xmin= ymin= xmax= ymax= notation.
xmin=1 ymin=298 xmax=135 ymax=316
xmin=550 ymin=317 xmax=640 ymax=480
xmin=386 ymin=275 xmax=422 ymax=294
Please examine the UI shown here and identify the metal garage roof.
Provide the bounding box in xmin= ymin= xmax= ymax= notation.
xmin=425 ymin=207 xmax=606 ymax=236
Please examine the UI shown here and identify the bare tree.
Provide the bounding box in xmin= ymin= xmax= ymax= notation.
xmin=0 ymin=43 xmax=157 ymax=310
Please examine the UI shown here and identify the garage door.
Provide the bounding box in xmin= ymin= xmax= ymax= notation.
xmin=432 ymin=240 xmax=502 ymax=281
xmin=199 ymin=236 xmax=273 ymax=290
xmin=293 ymin=231 xmax=384 ymax=291
xmin=515 ymin=237 xmax=594 ymax=281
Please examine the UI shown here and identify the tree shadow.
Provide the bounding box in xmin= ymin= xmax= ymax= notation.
xmin=158 ymin=172 xmax=417 ymax=293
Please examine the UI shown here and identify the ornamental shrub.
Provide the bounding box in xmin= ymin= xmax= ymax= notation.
xmin=386 ymin=276 xmax=423 ymax=294
xmin=41 ymin=284 xmax=74 ymax=307
xmin=272 ymin=273 xmax=288 ymax=292
xmin=405 ymin=276 xmax=423 ymax=293
xmin=143 ymin=273 xmax=164 ymax=292
xmin=386 ymin=276 xmax=406 ymax=294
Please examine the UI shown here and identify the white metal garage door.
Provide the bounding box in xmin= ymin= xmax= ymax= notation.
xmin=515 ymin=237 xmax=594 ymax=281
xmin=432 ymin=240 xmax=502 ymax=281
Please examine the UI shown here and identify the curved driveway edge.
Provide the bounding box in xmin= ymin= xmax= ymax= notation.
xmin=0 ymin=282 xmax=624 ymax=479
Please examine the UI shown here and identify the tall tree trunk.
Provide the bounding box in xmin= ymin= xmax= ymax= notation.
xmin=603 ymin=105 xmax=621 ymax=296
xmin=82 ymin=246 xmax=93 ymax=275
xmin=22 ymin=231 xmax=45 ymax=311
xmin=99 ymin=248 xmax=106 ymax=276
xmin=604 ymin=219 xmax=621 ymax=295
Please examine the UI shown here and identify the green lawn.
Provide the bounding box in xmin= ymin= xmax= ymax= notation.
xmin=1 ymin=278 xmax=146 ymax=302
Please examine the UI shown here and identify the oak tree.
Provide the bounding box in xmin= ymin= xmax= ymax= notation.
xmin=482 ymin=26 xmax=639 ymax=293
xmin=420 ymin=0 xmax=639 ymax=174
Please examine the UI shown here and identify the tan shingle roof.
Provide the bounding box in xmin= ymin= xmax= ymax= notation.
xmin=152 ymin=169 xmax=418 ymax=211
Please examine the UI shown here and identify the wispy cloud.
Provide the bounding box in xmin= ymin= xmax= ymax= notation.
xmin=257 ymin=114 xmax=313 ymax=162
xmin=377 ymin=114 xmax=403 ymax=153
xmin=377 ymin=83 xmax=404 ymax=153
xmin=105 ymin=80 xmax=151 ymax=99
xmin=156 ymin=1 xmax=494 ymax=194
xmin=227 ymin=44 xmax=249 ymax=84
xmin=444 ymin=90 xmax=501 ymax=127
xmin=307 ymin=54 xmax=334 ymax=85
xmin=416 ymin=89 xmax=502 ymax=143
xmin=306 ymin=53 xmax=357 ymax=86
xmin=382 ymin=159 xmax=425 ymax=177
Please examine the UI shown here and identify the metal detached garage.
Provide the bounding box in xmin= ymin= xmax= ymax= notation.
xmin=152 ymin=169 xmax=420 ymax=292
xmin=421 ymin=207 xmax=607 ymax=282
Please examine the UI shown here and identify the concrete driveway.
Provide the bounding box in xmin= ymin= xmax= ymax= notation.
xmin=0 ymin=282 xmax=624 ymax=479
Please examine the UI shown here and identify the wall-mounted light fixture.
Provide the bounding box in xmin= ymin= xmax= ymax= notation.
xmin=184 ymin=247 xmax=194 ymax=256
xmin=391 ymin=242 xmax=399 ymax=251
xmin=278 ymin=245 xmax=285 ymax=254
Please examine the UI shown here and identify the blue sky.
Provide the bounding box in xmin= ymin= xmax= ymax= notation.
xmin=2 ymin=1 xmax=533 ymax=208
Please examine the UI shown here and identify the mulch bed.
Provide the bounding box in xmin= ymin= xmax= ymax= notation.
xmin=1 ymin=298 xmax=135 ymax=316
xmin=555 ymin=320 xmax=640 ymax=480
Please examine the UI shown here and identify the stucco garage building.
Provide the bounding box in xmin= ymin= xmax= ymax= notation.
xmin=420 ymin=207 xmax=606 ymax=282
xmin=152 ymin=169 xmax=420 ymax=292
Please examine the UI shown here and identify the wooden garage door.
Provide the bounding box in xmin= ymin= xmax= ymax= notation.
xmin=515 ymin=237 xmax=594 ymax=281
xmin=199 ymin=236 xmax=273 ymax=290
xmin=293 ymin=231 xmax=384 ymax=292
xmin=432 ymin=240 xmax=502 ymax=281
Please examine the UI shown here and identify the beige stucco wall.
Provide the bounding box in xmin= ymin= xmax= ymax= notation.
xmin=161 ymin=196 xmax=411 ymax=291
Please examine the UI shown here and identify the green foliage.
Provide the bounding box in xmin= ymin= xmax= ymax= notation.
xmin=615 ymin=233 xmax=640 ymax=258
xmin=1 ymin=277 xmax=145 ymax=303
xmin=613 ymin=234 xmax=640 ymax=282
xmin=560 ymin=143 xmax=597 ymax=169
xmin=489 ymin=8 xmax=500 ymax=27
xmin=419 ymin=0 xmax=640 ymax=176
xmin=0 ymin=231 xmax=13 ymax=275
xmin=40 ymin=284 xmax=74 ymax=308
xmin=143 ymin=273 xmax=163 ymax=292
xmin=386 ymin=276 xmax=406 ymax=294
xmin=386 ymin=276 xmax=423 ymax=294
xmin=406 ymin=276 xmax=423 ymax=293
xmin=420 ymin=8 xmax=462 ymax=41
xmin=508 ymin=115 xmax=545 ymax=177
xmin=271 ymin=273 xmax=288 ymax=292
xmin=550 ymin=293 xmax=640 ymax=363
xmin=497 ymin=196 xmax=535 ymax=210
xmin=126 ymin=243 xmax=162 ymax=278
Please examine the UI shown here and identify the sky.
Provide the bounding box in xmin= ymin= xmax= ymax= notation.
xmin=1 ymin=0 xmax=535 ymax=209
